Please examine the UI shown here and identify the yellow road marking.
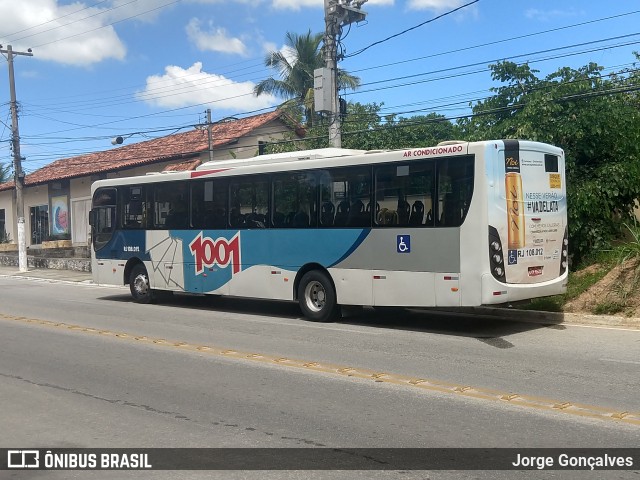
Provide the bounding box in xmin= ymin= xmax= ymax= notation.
xmin=1 ymin=312 xmax=639 ymax=427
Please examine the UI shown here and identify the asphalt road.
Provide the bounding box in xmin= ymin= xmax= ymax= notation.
xmin=0 ymin=275 xmax=638 ymax=480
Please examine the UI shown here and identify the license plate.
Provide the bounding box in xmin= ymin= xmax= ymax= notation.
xmin=528 ymin=266 xmax=543 ymax=276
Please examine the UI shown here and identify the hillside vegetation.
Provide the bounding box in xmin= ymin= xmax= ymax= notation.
xmin=272 ymin=53 xmax=640 ymax=267
xmin=526 ymin=223 xmax=640 ymax=317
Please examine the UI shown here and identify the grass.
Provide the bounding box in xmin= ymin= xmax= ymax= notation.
xmin=592 ymin=301 xmax=626 ymax=315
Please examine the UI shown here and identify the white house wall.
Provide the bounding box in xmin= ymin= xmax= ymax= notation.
xmin=0 ymin=190 xmax=15 ymax=243
xmin=208 ymin=121 xmax=291 ymax=161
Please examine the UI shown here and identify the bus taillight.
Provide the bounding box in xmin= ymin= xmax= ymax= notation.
xmin=489 ymin=226 xmax=506 ymax=283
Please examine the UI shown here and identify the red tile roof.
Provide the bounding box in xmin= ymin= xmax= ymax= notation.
xmin=0 ymin=110 xmax=291 ymax=191
xmin=162 ymin=158 xmax=203 ymax=172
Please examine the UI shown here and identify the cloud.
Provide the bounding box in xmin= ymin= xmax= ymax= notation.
xmin=267 ymin=0 xmax=392 ymax=9
xmin=106 ymin=0 xmax=176 ymax=23
xmin=0 ymin=0 xmax=126 ymax=66
xmin=186 ymin=18 xmax=248 ymax=56
xmin=405 ymin=0 xmax=468 ymax=11
xmin=137 ymin=61 xmax=277 ymax=111
xmin=525 ymin=8 xmax=584 ymax=22
xmin=270 ymin=0 xmax=320 ymax=11
xmin=367 ymin=0 xmax=395 ymax=5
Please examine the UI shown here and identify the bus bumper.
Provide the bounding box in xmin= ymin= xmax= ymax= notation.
xmin=480 ymin=273 xmax=568 ymax=305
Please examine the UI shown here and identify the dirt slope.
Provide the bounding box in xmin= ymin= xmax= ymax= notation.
xmin=563 ymin=259 xmax=640 ymax=317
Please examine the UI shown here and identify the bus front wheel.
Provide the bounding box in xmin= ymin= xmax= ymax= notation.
xmin=129 ymin=264 xmax=153 ymax=304
xmin=298 ymin=270 xmax=338 ymax=322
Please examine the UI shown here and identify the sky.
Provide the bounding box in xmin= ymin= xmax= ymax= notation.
xmin=1 ymin=0 xmax=639 ymax=174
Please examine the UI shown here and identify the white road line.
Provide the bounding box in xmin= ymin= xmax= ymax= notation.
xmin=600 ymin=358 xmax=640 ymax=365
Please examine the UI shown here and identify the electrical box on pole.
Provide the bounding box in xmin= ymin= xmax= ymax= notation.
xmin=314 ymin=67 xmax=333 ymax=113
xmin=322 ymin=0 xmax=367 ymax=147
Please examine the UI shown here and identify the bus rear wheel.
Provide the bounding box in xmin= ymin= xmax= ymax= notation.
xmin=129 ymin=264 xmax=153 ymax=304
xmin=298 ymin=270 xmax=338 ymax=322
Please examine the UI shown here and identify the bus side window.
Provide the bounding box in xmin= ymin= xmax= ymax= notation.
xmin=374 ymin=161 xmax=434 ymax=228
xmin=436 ymin=157 xmax=474 ymax=227
xmin=154 ymin=182 xmax=189 ymax=229
xmin=272 ymin=172 xmax=317 ymax=229
xmin=231 ymin=177 xmax=268 ymax=229
xmin=192 ymin=180 xmax=227 ymax=229
xmin=121 ymin=186 xmax=146 ymax=229
xmin=321 ymin=167 xmax=370 ymax=228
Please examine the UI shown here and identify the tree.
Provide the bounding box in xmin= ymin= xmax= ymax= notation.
xmin=0 ymin=162 xmax=10 ymax=184
xmin=264 ymin=101 xmax=460 ymax=153
xmin=254 ymin=30 xmax=360 ymax=126
xmin=460 ymin=60 xmax=640 ymax=263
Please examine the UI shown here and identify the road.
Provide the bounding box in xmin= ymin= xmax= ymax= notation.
xmin=0 ymin=275 xmax=638 ymax=479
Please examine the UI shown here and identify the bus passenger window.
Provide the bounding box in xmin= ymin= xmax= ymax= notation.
xmin=230 ymin=177 xmax=268 ymax=229
xmin=155 ymin=182 xmax=189 ymax=229
xmin=192 ymin=180 xmax=227 ymax=229
xmin=121 ymin=186 xmax=147 ymax=229
xmin=272 ymin=172 xmax=317 ymax=228
xmin=319 ymin=167 xmax=370 ymax=228
xmin=374 ymin=161 xmax=434 ymax=227
xmin=436 ymin=157 xmax=474 ymax=227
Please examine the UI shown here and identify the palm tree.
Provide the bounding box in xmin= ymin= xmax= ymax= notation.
xmin=0 ymin=162 xmax=11 ymax=184
xmin=254 ymin=30 xmax=360 ymax=126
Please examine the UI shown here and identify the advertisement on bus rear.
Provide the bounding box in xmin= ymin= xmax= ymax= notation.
xmin=490 ymin=141 xmax=567 ymax=284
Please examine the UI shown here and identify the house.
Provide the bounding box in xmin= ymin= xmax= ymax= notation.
xmin=0 ymin=110 xmax=300 ymax=251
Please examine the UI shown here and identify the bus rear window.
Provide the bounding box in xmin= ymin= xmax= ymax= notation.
xmin=545 ymin=154 xmax=559 ymax=172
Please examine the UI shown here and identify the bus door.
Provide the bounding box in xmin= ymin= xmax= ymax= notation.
xmin=90 ymin=188 xmax=117 ymax=285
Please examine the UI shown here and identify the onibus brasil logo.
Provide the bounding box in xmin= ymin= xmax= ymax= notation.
xmin=189 ymin=232 xmax=241 ymax=276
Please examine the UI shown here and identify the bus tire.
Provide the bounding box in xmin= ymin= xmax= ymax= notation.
xmin=298 ymin=270 xmax=338 ymax=322
xmin=129 ymin=264 xmax=153 ymax=304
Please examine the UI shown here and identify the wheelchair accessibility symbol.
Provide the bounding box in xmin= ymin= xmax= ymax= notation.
xmin=397 ymin=235 xmax=411 ymax=253
xmin=508 ymin=249 xmax=518 ymax=265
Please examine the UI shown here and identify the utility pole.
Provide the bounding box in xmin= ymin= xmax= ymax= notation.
xmin=323 ymin=0 xmax=341 ymax=148
xmin=319 ymin=0 xmax=367 ymax=148
xmin=1 ymin=44 xmax=33 ymax=273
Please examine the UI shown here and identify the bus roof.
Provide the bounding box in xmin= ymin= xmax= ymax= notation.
xmin=196 ymin=148 xmax=367 ymax=171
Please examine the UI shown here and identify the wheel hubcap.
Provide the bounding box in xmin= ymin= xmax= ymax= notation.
xmin=133 ymin=274 xmax=149 ymax=296
xmin=304 ymin=280 xmax=326 ymax=313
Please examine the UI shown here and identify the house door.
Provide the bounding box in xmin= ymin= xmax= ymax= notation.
xmin=72 ymin=198 xmax=91 ymax=246
xmin=30 ymin=205 xmax=49 ymax=245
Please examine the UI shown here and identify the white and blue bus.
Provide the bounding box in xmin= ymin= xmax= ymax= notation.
xmin=90 ymin=139 xmax=568 ymax=321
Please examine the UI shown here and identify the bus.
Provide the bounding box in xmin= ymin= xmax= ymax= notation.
xmin=89 ymin=139 xmax=568 ymax=321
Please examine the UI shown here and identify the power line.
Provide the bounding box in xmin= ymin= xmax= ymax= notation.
xmin=30 ymin=0 xmax=183 ymax=48
xmin=343 ymin=0 xmax=480 ymax=59
xmin=348 ymin=9 xmax=640 ymax=73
